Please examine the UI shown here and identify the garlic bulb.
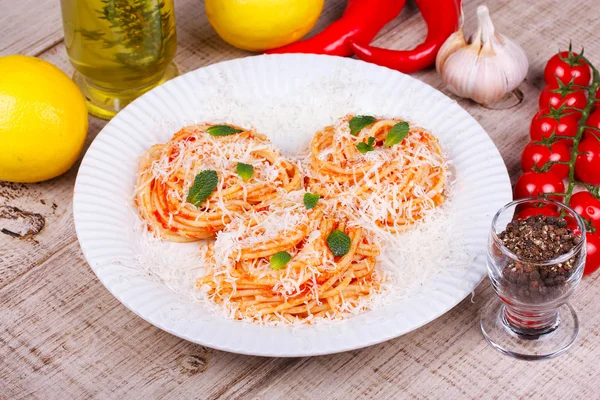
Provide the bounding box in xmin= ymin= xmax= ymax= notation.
xmin=436 ymin=5 xmax=528 ymax=105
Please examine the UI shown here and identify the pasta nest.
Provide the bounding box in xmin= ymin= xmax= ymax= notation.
xmin=135 ymin=124 xmax=302 ymax=241
xmin=197 ymin=192 xmax=381 ymax=324
xmin=306 ymin=115 xmax=447 ymax=233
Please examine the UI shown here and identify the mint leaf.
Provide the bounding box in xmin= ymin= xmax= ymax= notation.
xmin=270 ymin=251 xmax=292 ymax=270
xmin=349 ymin=115 xmax=376 ymax=136
xmin=356 ymin=136 xmax=376 ymax=154
xmin=385 ymin=122 xmax=410 ymax=147
xmin=303 ymin=192 xmax=320 ymax=209
xmin=186 ymin=170 xmax=218 ymax=206
xmin=326 ymin=229 xmax=351 ymax=257
xmin=356 ymin=143 xmax=370 ymax=153
xmin=206 ymin=124 xmax=243 ymax=137
xmin=236 ymin=162 xmax=254 ymax=182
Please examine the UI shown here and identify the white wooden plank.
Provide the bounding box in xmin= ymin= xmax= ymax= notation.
xmin=0 ymin=0 xmax=63 ymax=56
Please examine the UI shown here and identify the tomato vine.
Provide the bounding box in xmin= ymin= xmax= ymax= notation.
xmin=533 ymin=52 xmax=600 ymax=206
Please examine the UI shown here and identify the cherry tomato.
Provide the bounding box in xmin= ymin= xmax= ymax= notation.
xmin=530 ymin=108 xmax=579 ymax=144
xmin=584 ymin=232 xmax=600 ymax=276
xmin=514 ymin=171 xmax=565 ymax=202
xmin=514 ymin=206 xmax=559 ymax=220
xmin=520 ymin=141 xmax=571 ymax=178
xmin=570 ymin=191 xmax=600 ymax=228
xmin=575 ymin=138 xmax=600 ymax=185
xmin=539 ymin=84 xmax=586 ymax=119
xmin=584 ymin=110 xmax=600 ymax=140
xmin=543 ymin=51 xmax=591 ymax=86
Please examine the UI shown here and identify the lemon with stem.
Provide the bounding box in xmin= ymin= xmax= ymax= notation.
xmin=0 ymin=55 xmax=88 ymax=183
xmin=205 ymin=0 xmax=324 ymax=52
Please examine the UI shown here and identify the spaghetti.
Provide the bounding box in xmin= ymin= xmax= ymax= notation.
xmin=135 ymin=115 xmax=449 ymax=325
xmin=196 ymin=192 xmax=381 ymax=324
xmin=135 ymin=123 xmax=302 ymax=242
xmin=306 ymin=115 xmax=447 ymax=233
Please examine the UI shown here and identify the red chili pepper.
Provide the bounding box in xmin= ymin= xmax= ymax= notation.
xmin=349 ymin=0 xmax=461 ymax=73
xmin=266 ymin=0 xmax=406 ymax=57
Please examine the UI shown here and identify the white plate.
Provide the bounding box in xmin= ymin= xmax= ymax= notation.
xmin=73 ymin=54 xmax=511 ymax=357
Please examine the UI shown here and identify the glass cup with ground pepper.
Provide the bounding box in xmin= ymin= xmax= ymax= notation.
xmin=480 ymin=198 xmax=586 ymax=360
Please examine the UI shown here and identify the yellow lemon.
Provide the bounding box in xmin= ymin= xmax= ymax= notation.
xmin=0 ymin=55 xmax=88 ymax=183
xmin=205 ymin=0 xmax=324 ymax=52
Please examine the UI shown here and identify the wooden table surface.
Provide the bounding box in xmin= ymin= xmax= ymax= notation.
xmin=2 ymin=0 xmax=600 ymax=398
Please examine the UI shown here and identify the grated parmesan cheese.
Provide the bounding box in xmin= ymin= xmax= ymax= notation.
xmin=129 ymin=113 xmax=469 ymax=326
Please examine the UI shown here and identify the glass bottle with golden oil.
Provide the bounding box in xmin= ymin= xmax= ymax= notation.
xmin=60 ymin=0 xmax=178 ymax=119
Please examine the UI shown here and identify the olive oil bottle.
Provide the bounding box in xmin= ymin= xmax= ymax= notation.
xmin=60 ymin=0 xmax=178 ymax=119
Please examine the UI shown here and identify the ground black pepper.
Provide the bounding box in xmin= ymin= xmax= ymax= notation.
xmin=497 ymin=215 xmax=582 ymax=302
